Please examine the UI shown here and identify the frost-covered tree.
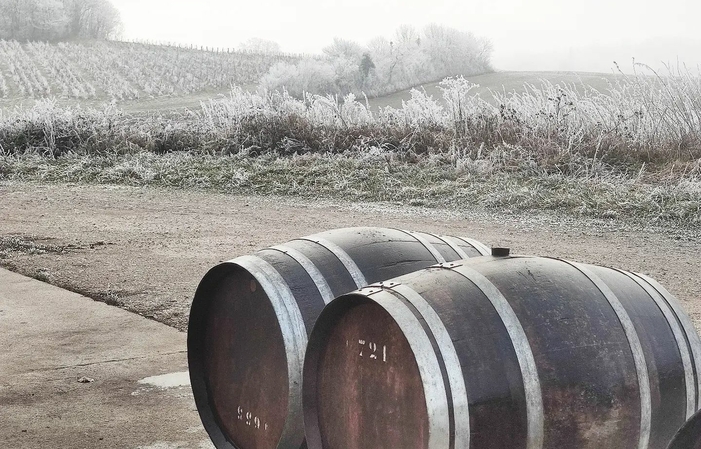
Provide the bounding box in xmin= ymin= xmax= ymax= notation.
xmin=260 ymin=60 xmax=338 ymax=98
xmin=68 ymin=0 xmax=121 ymax=39
xmin=0 ymin=0 xmax=121 ymax=41
xmin=31 ymin=0 xmax=69 ymax=41
xmin=239 ymin=37 xmax=281 ymax=54
xmin=322 ymin=38 xmax=366 ymax=94
xmin=323 ymin=38 xmax=364 ymax=61
xmin=259 ymin=24 xmax=493 ymax=98
xmin=422 ymin=24 xmax=493 ymax=77
xmin=0 ymin=0 xmax=67 ymax=41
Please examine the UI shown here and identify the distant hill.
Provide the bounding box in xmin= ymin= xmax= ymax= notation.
xmin=367 ymin=71 xmax=625 ymax=109
xmin=0 ymin=40 xmax=300 ymax=104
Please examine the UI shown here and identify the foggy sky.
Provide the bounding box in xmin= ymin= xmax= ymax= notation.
xmin=112 ymin=0 xmax=701 ymax=73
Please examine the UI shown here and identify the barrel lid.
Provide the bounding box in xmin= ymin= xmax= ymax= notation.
xmin=189 ymin=263 xmax=294 ymax=449
xmin=305 ymin=296 xmax=430 ymax=448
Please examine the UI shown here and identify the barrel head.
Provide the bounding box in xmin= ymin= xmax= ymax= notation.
xmin=193 ymin=264 xmax=291 ymax=449
xmin=306 ymin=295 xmax=429 ymax=449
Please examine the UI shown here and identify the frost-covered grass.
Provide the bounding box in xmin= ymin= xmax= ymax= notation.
xmin=2 ymin=151 xmax=699 ymax=225
xmin=1 ymin=67 xmax=700 ymax=227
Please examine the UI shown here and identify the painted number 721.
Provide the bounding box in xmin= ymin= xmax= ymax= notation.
xmin=353 ymin=339 xmax=387 ymax=362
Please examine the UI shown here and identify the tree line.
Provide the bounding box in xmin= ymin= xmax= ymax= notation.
xmin=0 ymin=0 xmax=122 ymax=42
xmin=260 ymin=24 xmax=493 ymax=98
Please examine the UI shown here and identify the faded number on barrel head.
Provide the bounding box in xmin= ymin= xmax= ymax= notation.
xmin=236 ymin=406 xmax=269 ymax=431
xmin=350 ymin=339 xmax=388 ymax=362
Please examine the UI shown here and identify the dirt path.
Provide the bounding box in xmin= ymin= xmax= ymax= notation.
xmin=1 ymin=181 xmax=699 ymax=332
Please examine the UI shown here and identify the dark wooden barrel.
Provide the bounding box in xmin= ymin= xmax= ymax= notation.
xmin=187 ymin=227 xmax=489 ymax=449
xmin=667 ymin=409 xmax=701 ymax=449
xmin=303 ymin=254 xmax=701 ymax=449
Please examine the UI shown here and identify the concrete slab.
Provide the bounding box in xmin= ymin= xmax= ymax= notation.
xmin=0 ymin=268 xmax=213 ymax=449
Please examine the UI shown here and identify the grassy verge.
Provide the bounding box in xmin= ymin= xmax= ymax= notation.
xmin=2 ymin=151 xmax=699 ymax=226
xmin=2 ymin=68 xmax=700 ymax=228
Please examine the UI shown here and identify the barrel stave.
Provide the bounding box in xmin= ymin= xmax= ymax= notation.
xmin=590 ymin=265 xmax=688 ymax=449
xmin=283 ymin=239 xmax=359 ymax=296
xmin=419 ymin=232 xmax=483 ymax=260
xmin=257 ymin=249 xmax=327 ymax=333
xmin=316 ymin=296 xmax=430 ymax=449
xmin=315 ymin=228 xmax=445 ymax=284
xmin=398 ymin=268 xmax=529 ymax=449
xmin=479 ymin=258 xmax=641 ymax=449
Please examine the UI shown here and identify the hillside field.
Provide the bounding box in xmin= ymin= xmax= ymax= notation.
xmin=0 ymin=39 xmax=627 ymax=113
xmin=0 ymin=40 xmax=299 ymax=111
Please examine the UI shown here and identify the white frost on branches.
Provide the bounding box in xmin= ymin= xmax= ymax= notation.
xmin=0 ymin=0 xmax=122 ymax=41
xmin=260 ymin=24 xmax=493 ymax=99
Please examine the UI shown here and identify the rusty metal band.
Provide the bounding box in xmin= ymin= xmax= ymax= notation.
xmin=567 ymin=262 xmax=651 ymax=449
xmin=395 ymin=230 xmax=447 ymax=263
xmin=392 ymin=283 xmax=470 ymax=449
xmin=370 ymin=289 xmax=452 ymax=449
xmin=428 ymin=233 xmax=471 ymax=260
xmin=298 ymin=237 xmax=367 ymax=289
xmin=452 ymin=236 xmax=491 ymax=256
xmin=450 ymin=265 xmax=544 ymax=449
xmin=617 ymin=269 xmax=696 ymax=418
xmin=636 ymin=272 xmax=701 ymax=411
xmin=269 ymin=245 xmax=335 ymax=304
xmin=233 ymin=255 xmax=307 ymax=449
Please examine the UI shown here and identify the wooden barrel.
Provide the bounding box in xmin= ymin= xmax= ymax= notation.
xmin=187 ymin=227 xmax=489 ymax=449
xmin=667 ymin=409 xmax=701 ymax=449
xmin=303 ymin=254 xmax=701 ymax=449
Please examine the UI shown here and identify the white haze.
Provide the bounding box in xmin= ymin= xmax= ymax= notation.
xmin=112 ymin=0 xmax=701 ymax=73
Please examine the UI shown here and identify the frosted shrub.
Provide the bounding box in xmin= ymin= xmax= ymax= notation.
xmin=0 ymin=99 xmax=124 ymax=157
xmin=3 ymin=69 xmax=701 ymax=179
xmin=304 ymin=93 xmax=373 ymax=127
xmin=397 ymin=88 xmax=445 ymax=128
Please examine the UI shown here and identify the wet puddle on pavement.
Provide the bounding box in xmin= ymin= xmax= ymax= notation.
xmin=137 ymin=371 xmax=190 ymax=389
xmin=132 ymin=371 xmax=192 ymax=396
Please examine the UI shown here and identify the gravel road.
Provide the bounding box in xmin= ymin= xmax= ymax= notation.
xmin=1 ymin=182 xmax=699 ymax=332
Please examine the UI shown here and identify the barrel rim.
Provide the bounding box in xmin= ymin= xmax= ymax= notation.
xmin=188 ymin=261 xmax=240 ymax=449
xmin=391 ymin=283 xmax=471 ymax=449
